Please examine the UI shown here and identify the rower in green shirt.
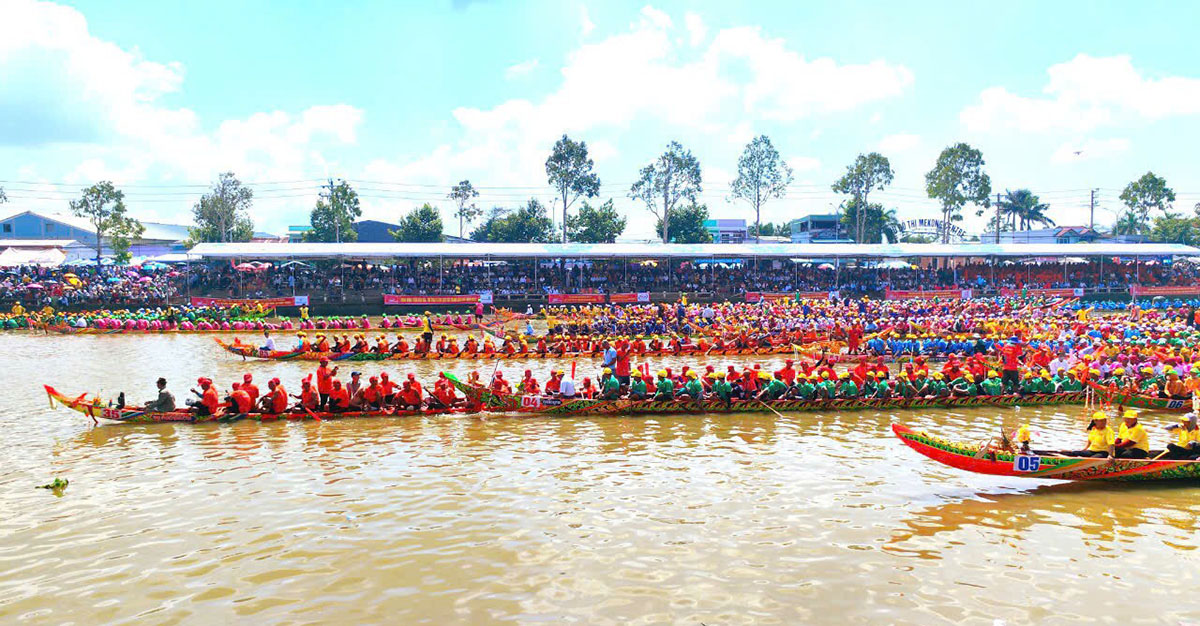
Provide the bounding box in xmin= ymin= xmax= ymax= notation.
xmin=629 ymin=371 xmax=648 ymax=400
xmin=791 ymin=376 xmax=817 ymax=401
xmin=980 ymin=370 xmax=1004 ymax=396
xmin=757 ymin=374 xmax=788 ymax=401
xmin=928 ymin=373 xmax=950 ymax=397
xmin=711 ymin=373 xmax=733 ymax=403
xmin=894 ymin=373 xmax=917 ymax=398
xmin=861 ymin=373 xmax=879 ymax=399
xmin=681 ymin=371 xmax=704 ymax=400
xmin=654 ymin=370 xmax=675 ymax=400
xmin=872 ymin=378 xmax=892 ymax=399
xmin=837 ymin=373 xmax=859 ymax=399
xmin=1020 ymin=372 xmax=1042 ymax=395
xmin=600 ymin=368 xmax=621 ymax=400
xmin=815 ymin=375 xmax=837 ymax=400
xmin=950 ymin=374 xmax=978 ymax=397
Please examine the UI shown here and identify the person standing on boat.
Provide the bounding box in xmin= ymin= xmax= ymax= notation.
xmin=1065 ymin=412 xmax=1115 ymax=457
xmin=1113 ymin=410 xmax=1150 ymax=459
xmin=144 ymin=378 xmax=175 ymax=412
xmin=998 ymin=338 xmax=1024 ymax=392
xmin=1163 ymin=413 xmax=1200 ymax=460
xmin=420 ymin=311 xmax=434 ymax=347
xmin=316 ymin=358 xmax=338 ymax=409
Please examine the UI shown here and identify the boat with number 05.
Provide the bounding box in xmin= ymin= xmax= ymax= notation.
xmin=891 ymin=422 xmax=1200 ymax=481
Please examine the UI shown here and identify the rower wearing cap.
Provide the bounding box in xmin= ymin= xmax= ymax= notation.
xmin=654 ymin=370 xmax=674 ymax=400
xmin=980 ymin=370 xmax=1003 ymax=396
xmin=316 ymin=358 xmax=338 ymax=409
xmin=315 ymin=333 xmax=330 ymax=352
xmin=189 ymin=377 xmax=220 ymax=416
xmin=1163 ymin=413 xmax=1200 ymax=460
xmin=629 ymin=370 xmax=648 ymax=400
xmin=776 ymin=359 xmax=797 ymax=385
xmin=519 ymin=369 xmax=540 ymax=395
xmin=379 ymin=373 xmax=396 ymax=404
xmin=328 ymin=380 xmax=350 ymax=412
xmin=1114 ymin=409 xmax=1150 ymax=459
xmin=679 ymin=370 xmax=704 ymax=400
xmin=294 ymin=331 xmax=308 ymax=352
xmin=241 ymin=374 xmax=259 ymax=407
xmin=837 ymin=372 xmax=859 ymax=399
xmin=268 ymin=378 xmax=288 ymax=414
xmin=348 ymin=371 xmax=363 ymax=398
xmin=228 ymin=382 xmax=253 ymax=414
xmin=600 ymin=368 xmax=621 ymax=400
xmin=1067 ymin=412 xmax=1115 ymax=458
xmin=756 ymin=372 xmax=787 ymax=401
xmin=711 ymin=371 xmax=733 ymax=404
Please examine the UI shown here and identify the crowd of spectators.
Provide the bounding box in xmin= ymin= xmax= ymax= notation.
xmin=1 ymin=257 xmax=1194 ymax=307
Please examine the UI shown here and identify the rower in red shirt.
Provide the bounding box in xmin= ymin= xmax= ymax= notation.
xmin=398 ymin=380 xmax=422 ymax=409
xmin=379 ymin=373 xmax=397 ymax=404
xmin=191 ymin=377 xmax=220 ymax=416
xmin=328 ymin=380 xmax=350 ymax=412
xmin=228 ymin=383 xmax=253 ymax=413
xmin=241 ymin=374 xmax=259 ymax=407
xmin=776 ymin=359 xmax=798 ymax=385
xmin=316 ymin=358 xmax=338 ymax=410
xmin=545 ymin=371 xmax=562 ymax=395
xmin=519 ymin=370 xmax=540 ymax=394
xmin=406 ymin=373 xmax=423 ymax=401
xmin=270 ymin=379 xmax=288 ymax=413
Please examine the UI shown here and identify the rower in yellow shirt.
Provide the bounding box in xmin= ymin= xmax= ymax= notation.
xmin=1163 ymin=413 xmax=1200 ymax=460
xmin=1113 ymin=409 xmax=1150 ymax=459
xmin=1067 ymin=412 xmax=1114 ymax=458
xmin=11 ymin=303 xmax=25 ymax=316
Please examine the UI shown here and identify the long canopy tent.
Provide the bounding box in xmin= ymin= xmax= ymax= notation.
xmin=186 ymin=241 xmax=1200 ymax=260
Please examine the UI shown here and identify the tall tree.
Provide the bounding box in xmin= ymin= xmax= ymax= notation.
xmin=924 ymin=143 xmax=991 ymax=243
xmin=546 ymin=134 xmax=601 ymax=243
xmin=471 ymin=199 xmax=556 ymax=243
xmin=190 ymin=172 xmax=254 ymax=243
xmin=69 ymin=181 xmax=143 ymax=267
xmin=0 ymin=186 xmax=7 ymax=205
xmin=655 ymin=203 xmax=713 ymax=243
xmin=448 ymin=180 xmax=481 ymax=239
xmin=731 ymin=135 xmax=793 ymax=243
xmin=305 ymin=179 xmax=361 ymax=242
xmin=1120 ymin=171 xmax=1175 ymax=226
xmin=838 ymin=201 xmax=901 ymax=243
xmin=1112 ymin=211 xmax=1144 ymax=237
xmin=392 ymin=203 xmax=444 ymax=242
xmin=832 ymin=152 xmax=893 ymax=242
xmin=998 ymin=189 xmax=1054 ymax=230
xmin=629 ymin=141 xmax=702 ymax=243
xmin=1149 ymin=215 xmax=1200 ymax=245
xmin=566 ymin=199 xmax=626 ymax=243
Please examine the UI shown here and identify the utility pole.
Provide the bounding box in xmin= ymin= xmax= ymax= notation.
xmin=324 ymin=178 xmax=339 ymax=243
xmin=1089 ymin=188 xmax=1097 ymax=231
xmin=995 ymin=192 xmax=1001 ymax=244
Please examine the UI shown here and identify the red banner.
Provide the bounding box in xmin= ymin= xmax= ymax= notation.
xmin=548 ymin=293 xmax=606 ymax=304
xmin=745 ymin=291 xmax=832 ymax=302
xmin=608 ymin=292 xmax=650 ymax=303
xmin=1129 ymin=285 xmax=1200 ymax=297
xmin=999 ymin=288 xmax=1077 ymax=298
xmin=190 ymin=295 xmax=307 ymax=308
xmin=384 ymin=294 xmax=479 ymax=305
xmin=885 ymin=289 xmax=967 ymax=301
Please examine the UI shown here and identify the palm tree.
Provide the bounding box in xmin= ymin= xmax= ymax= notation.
xmin=999 ymin=189 xmax=1054 ymax=230
xmin=1112 ymin=210 xmax=1145 ymax=236
xmin=840 ymin=201 xmax=902 ymax=243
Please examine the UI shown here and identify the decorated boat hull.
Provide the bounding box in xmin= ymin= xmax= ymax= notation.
xmin=443 ymin=374 xmax=1088 ymax=416
xmin=45 ymin=385 xmax=471 ymax=423
xmin=892 ymin=422 xmax=1200 ymax=482
xmin=1086 ymin=381 xmax=1192 ymax=412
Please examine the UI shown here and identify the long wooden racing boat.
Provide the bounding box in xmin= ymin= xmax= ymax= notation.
xmin=216 ymin=338 xmax=801 ymax=361
xmin=1085 ymin=381 xmax=1192 ymax=412
xmin=892 ymin=422 xmax=1200 ymax=482
xmin=44 ymin=385 xmax=473 ymax=424
xmin=442 ymin=373 xmax=1087 ymax=416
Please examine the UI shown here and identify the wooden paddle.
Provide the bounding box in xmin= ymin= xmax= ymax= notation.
xmin=756 ymin=398 xmax=786 ymax=419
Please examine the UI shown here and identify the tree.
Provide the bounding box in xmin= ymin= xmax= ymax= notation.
xmin=924 ymin=143 xmax=991 ymax=243
xmin=448 ymin=180 xmax=481 ymax=239
xmin=470 ymin=199 xmax=556 ymax=243
xmin=998 ymin=189 xmax=1054 ymax=230
xmin=305 ymin=179 xmax=361 ymax=242
xmin=832 ymin=152 xmax=893 ymax=243
xmin=109 ymin=218 xmax=145 ymax=264
xmin=0 ymin=186 xmax=6 ymax=205
xmin=655 ymin=203 xmax=713 ymax=243
xmin=546 ymin=134 xmax=601 ymax=243
xmin=392 ymin=203 xmax=444 ymax=242
xmin=629 ymin=141 xmax=702 ymax=243
xmin=731 ymin=135 xmax=793 ymax=243
xmin=747 ymin=221 xmax=791 ymax=238
xmin=69 ymin=181 xmax=142 ymax=267
xmin=189 ymin=172 xmax=254 ymax=243
xmin=1149 ymin=215 xmax=1200 ymax=245
xmin=1112 ymin=211 xmax=1144 ymax=237
xmin=838 ymin=201 xmax=901 ymax=243
xmin=566 ymin=199 xmax=626 ymax=243
xmin=1120 ymin=172 xmax=1175 ymax=225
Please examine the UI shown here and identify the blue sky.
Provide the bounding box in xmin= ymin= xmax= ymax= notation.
xmin=2 ymin=0 xmax=1199 ymax=237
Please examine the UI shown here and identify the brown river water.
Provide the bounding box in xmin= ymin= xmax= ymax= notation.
xmin=2 ymin=331 xmax=1200 ymax=624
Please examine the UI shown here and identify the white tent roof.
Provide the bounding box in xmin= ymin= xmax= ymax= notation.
xmin=0 ymin=247 xmax=67 ymax=267
xmin=186 ymin=241 xmax=1200 ymax=260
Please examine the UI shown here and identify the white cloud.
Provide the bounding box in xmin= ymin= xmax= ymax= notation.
xmin=684 ymin=12 xmax=706 ymax=46
xmin=0 ymin=0 xmax=362 ymax=229
xmin=961 ymin=54 xmax=1200 ymax=133
xmin=1051 ymin=137 xmax=1130 ymax=163
xmin=876 ymin=133 xmax=920 ymax=153
xmin=787 ymin=156 xmax=821 ymax=172
xmin=580 ymin=5 xmax=594 ymax=36
xmin=504 ymin=58 xmax=540 ymax=79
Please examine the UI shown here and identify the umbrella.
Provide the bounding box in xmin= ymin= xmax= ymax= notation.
xmin=167 ymin=271 xmax=181 ymax=277
xmin=25 ymin=283 xmax=43 ymax=289
xmin=817 ymin=263 xmax=835 ymax=270
xmin=106 ymin=277 xmax=122 ymax=283
xmin=124 ymin=270 xmax=139 ymax=278
xmin=63 ymin=273 xmax=77 ymax=278
xmin=138 ymin=276 xmax=153 ymax=283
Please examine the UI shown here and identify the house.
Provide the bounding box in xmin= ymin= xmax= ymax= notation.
xmin=790 ymin=214 xmax=852 ymax=243
xmin=987 ymin=226 xmax=1103 ymax=244
xmin=703 ymin=219 xmax=748 ymax=244
xmin=353 ymin=219 xmax=400 ymax=243
xmin=0 ymin=209 xmax=191 ymax=257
